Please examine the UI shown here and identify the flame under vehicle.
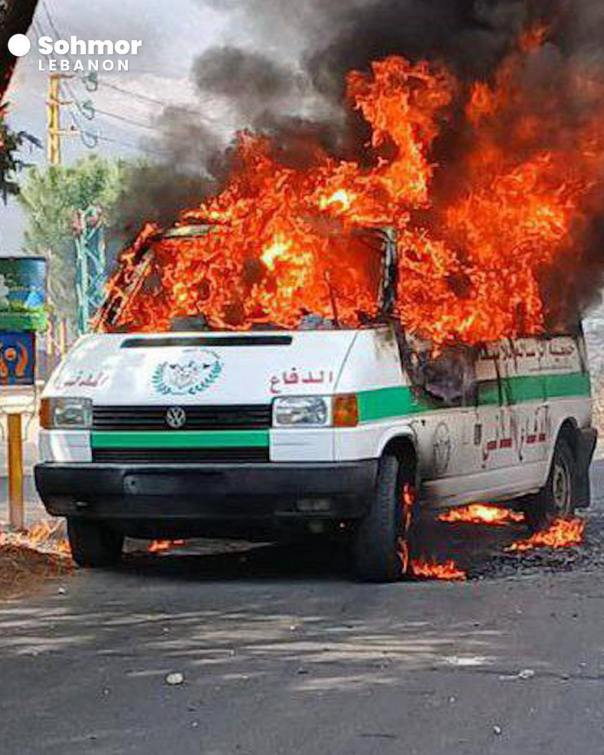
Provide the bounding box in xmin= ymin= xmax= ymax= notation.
xmin=34 ymin=226 xmax=597 ymax=582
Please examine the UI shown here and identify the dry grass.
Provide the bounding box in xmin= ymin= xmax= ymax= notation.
xmin=0 ymin=520 xmax=73 ymax=601
xmin=0 ymin=544 xmax=73 ymax=601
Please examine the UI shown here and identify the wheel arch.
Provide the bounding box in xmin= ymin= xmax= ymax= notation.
xmin=547 ymin=417 xmax=580 ymax=468
xmin=380 ymin=432 xmax=419 ymax=487
xmin=538 ymin=415 xmax=595 ymax=510
xmin=539 ymin=416 xmax=579 ymax=488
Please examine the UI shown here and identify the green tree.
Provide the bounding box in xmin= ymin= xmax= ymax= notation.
xmin=18 ymin=155 xmax=127 ymax=322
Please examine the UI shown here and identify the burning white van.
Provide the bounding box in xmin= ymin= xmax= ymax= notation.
xmin=34 ymin=226 xmax=597 ymax=582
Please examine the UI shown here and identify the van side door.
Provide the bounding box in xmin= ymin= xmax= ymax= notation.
xmin=540 ymin=333 xmax=591 ymax=444
xmin=402 ymin=343 xmax=481 ymax=505
xmin=472 ymin=342 xmax=517 ymax=489
xmin=497 ymin=338 xmax=549 ymax=491
xmin=469 ymin=340 xmax=544 ymax=501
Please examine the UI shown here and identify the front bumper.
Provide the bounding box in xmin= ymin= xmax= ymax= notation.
xmin=34 ymin=461 xmax=378 ymax=539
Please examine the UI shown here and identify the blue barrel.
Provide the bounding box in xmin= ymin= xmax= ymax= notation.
xmin=0 ymin=256 xmax=48 ymax=332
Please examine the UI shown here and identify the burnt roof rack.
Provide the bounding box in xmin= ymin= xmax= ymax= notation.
xmin=163 ymin=225 xmax=218 ymax=239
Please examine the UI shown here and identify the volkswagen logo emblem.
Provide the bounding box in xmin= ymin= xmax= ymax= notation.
xmin=165 ymin=406 xmax=187 ymax=429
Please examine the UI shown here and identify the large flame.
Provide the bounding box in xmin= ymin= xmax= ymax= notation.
xmin=102 ymin=29 xmax=604 ymax=344
xmin=439 ymin=505 xmax=525 ymax=526
xmin=507 ymin=518 xmax=586 ymax=552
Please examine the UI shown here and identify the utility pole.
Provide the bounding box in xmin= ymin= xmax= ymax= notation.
xmin=45 ymin=73 xmax=79 ymax=359
xmin=46 ymin=73 xmax=76 ymax=166
xmin=74 ymin=207 xmax=107 ymax=334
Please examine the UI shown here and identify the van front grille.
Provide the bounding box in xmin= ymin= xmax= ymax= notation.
xmin=93 ymin=405 xmax=272 ymax=431
xmin=92 ymin=447 xmax=270 ymax=464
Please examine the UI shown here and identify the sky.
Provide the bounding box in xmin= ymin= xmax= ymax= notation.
xmin=0 ymin=0 xmax=236 ymax=253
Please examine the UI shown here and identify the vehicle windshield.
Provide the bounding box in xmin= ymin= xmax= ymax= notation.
xmin=96 ymin=225 xmax=396 ymax=333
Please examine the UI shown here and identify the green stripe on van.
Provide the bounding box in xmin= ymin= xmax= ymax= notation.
xmin=502 ymin=372 xmax=591 ymax=403
xmin=91 ymin=430 xmax=270 ymax=449
xmin=544 ymin=372 xmax=591 ymax=400
xmin=358 ymin=371 xmax=591 ymax=424
xmin=358 ymin=386 xmax=438 ymax=423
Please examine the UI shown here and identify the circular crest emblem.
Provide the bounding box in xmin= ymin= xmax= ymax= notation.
xmin=165 ymin=406 xmax=187 ymax=429
xmin=152 ymin=350 xmax=223 ymax=396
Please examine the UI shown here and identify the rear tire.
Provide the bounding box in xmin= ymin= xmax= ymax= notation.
xmin=352 ymin=454 xmax=415 ymax=583
xmin=522 ymin=437 xmax=577 ymax=533
xmin=67 ymin=518 xmax=124 ymax=568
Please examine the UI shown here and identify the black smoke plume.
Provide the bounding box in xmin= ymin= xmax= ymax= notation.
xmin=116 ymin=0 xmax=604 ymax=322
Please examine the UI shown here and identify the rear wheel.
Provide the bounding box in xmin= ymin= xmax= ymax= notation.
xmin=67 ymin=518 xmax=124 ymax=568
xmin=352 ymin=454 xmax=416 ymax=583
xmin=522 ymin=437 xmax=577 ymax=532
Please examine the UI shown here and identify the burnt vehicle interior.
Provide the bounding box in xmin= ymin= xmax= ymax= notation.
xmin=95 ymin=224 xmax=400 ymax=333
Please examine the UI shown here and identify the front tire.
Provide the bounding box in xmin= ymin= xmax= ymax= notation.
xmin=352 ymin=454 xmax=415 ymax=583
xmin=522 ymin=437 xmax=577 ymax=532
xmin=67 ymin=518 xmax=124 ymax=568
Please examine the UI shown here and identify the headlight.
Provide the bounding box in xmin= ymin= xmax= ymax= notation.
xmin=273 ymin=396 xmax=330 ymax=427
xmin=40 ymin=397 xmax=93 ymax=430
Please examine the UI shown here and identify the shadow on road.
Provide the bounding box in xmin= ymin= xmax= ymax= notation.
xmin=113 ymin=511 xmax=531 ymax=587
xmin=122 ymin=540 xmax=353 ymax=583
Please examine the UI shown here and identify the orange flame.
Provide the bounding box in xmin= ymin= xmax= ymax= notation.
xmin=0 ymin=520 xmax=71 ymax=558
xmin=101 ymin=31 xmax=604 ymax=346
xmin=519 ymin=24 xmax=549 ymax=53
xmin=147 ymin=539 xmax=186 ymax=554
xmin=410 ymin=558 xmax=467 ymax=581
xmin=506 ymin=518 xmax=586 ymax=552
xmin=439 ymin=505 xmax=525 ymax=526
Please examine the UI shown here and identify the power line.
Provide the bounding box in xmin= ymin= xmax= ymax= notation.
xmin=31 ymin=18 xmax=46 ymax=40
xmin=94 ymin=132 xmax=168 ymax=158
xmin=41 ymin=0 xmax=63 ymax=41
xmin=39 ymin=1 xmax=79 ymax=69
xmin=42 ymin=0 xmax=63 ymax=39
xmin=90 ymin=106 xmax=158 ymax=132
xmin=36 ymin=8 xmax=210 ymax=121
xmin=34 ymin=84 xmax=158 ymax=146
xmin=65 ymin=109 xmax=165 ymax=157
xmin=33 ymin=3 xmax=189 ymax=160
xmin=64 ymin=83 xmax=160 ymax=135
xmin=76 ymin=107 xmax=182 ymax=159
xmin=96 ymin=80 xmax=170 ymax=108
xmin=63 ymin=80 xmax=83 ymax=111
xmin=96 ymin=79 xmax=209 ymax=116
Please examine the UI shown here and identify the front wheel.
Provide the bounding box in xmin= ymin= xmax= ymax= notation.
xmin=67 ymin=518 xmax=124 ymax=568
xmin=351 ymin=454 xmax=416 ymax=583
xmin=522 ymin=437 xmax=577 ymax=532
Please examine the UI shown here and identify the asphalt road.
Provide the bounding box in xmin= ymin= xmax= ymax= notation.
xmin=2 ymin=465 xmax=604 ymax=755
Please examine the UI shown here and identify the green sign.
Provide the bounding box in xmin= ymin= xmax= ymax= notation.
xmin=0 ymin=257 xmax=48 ymax=332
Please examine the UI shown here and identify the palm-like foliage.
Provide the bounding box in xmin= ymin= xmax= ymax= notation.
xmin=0 ymin=103 xmax=40 ymax=202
